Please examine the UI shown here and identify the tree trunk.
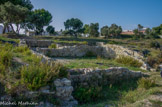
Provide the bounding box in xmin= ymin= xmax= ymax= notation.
xmin=2 ymin=24 xmax=7 ymax=34
xmin=10 ymin=24 xmax=16 ymax=33
xmin=7 ymin=25 xmax=10 ymax=33
xmin=16 ymin=24 xmax=20 ymax=34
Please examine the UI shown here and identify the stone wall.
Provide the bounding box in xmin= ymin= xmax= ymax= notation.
xmin=68 ymin=67 xmax=147 ymax=88
xmin=25 ymin=39 xmax=53 ymax=47
xmin=36 ymin=45 xmax=116 ymax=59
xmin=20 ymin=40 xmax=151 ymax=70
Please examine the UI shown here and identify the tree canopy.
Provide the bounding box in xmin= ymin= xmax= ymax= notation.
xmin=64 ymin=18 xmax=83 ymax=37
xmin=101 ymin=26 xmax=109 ymax=38
xmin=101 ymin=24 xmax=122 ymax=38
xmin=83 ymin=24 xmax=90 ymax=35
xmin=152 ymin=24 xmax=162 ymax=35
xmin=0 ymin=2 xmax=29 ymax=33
xmin=24 ymin=9 xmax=53 ymax=34
xmin=46 ymin=25 xmax=55 ymax=35
xmin=89 ymin=23 xmax=99 ymax=37
xmin=0 ymin=0 xmax=33 ymax=10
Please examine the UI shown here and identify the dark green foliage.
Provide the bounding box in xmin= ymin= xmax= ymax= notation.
xmin=150 ymin=41 xmax=160 ymax=49
xmin=0 ymin=2 xmax=29 ymax=34
xmin=101 ymin=25 xmax=109 ymax=38
xmin=137 ymin=77 xmax=156 ymax=89
xmin=133 ymin=29 xmax=145 ymax=39
xmin=73 ymin=79 xmax=138 ymax=104
xmin=0 ymin=0 xmax=33 ymax=10
xmin=46 ymin=25 xmax=55 ymax=35
xmin=58 ymin=67 xmax=69 ymax=78
xmin=64 ymin=18 xmax=83 ymax=37
xmin=152 ymin=24 xmax=162 ymax=35
xmin=85 ymin=51 xmax=97 ymax=57
xmin=89 ymin=23 xmax=99 ymax=37
xmin=73 ymin=87 xmax=103 ymax=104
xmin=101 ymin=24 xmax=122 ymax=38
xmin=24 ymin=9 xmax=52 ymax=34
xmin=116 ymin=56 xmax=143 ymax=67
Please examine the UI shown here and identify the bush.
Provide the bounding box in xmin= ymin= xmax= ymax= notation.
xmin=13 ymin=46 xmax=29 ymax=53
xmin=150 ymin=41 xmax=160 ymax=49
xmin=116 ymin=56 xmax=143 ymax=67
xmin=20 ymin=63 xmax=68 ymax=90
xmin=146 ymin=56 xmax=158 ymax=68
xmin=58 ymin=66 xmax=68 ymax=78
xmin=48 ymin=43 xmax=57 ymax=49
xmin=137 ymin=77 xmax=156 ymax=89
xmin=73 ymin=87 xmax=103 ymax=104
xmin=0 ymin=49 xmax=13 ymax=67
xmin=25 ymin=54 xmax=42 ymax=64
xmin=85 ymin=51 xmax=96 ymax=57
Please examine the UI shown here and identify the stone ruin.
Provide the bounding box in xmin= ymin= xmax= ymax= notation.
xmin=15 ymin=39 xmax=151 ymax=107
xmin=68 ymin=67 xmax=147 ymax=88
xmin=20 ymin=39 xmax=150 ymax=70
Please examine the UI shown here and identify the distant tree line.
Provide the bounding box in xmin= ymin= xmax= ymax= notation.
xmin=133 ymin=24 xmax=160 ymax=39
xmin=63 ymin=18 xmax=123 ymax=38
xmin=0 ymin=0 xmax=161 ymax=39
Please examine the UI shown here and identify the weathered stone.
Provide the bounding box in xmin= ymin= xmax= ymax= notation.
xmin=39 ymin=86 xmax=50 ymax=92
xmin=54 ymin=79 xmax=63 ymax=87
xmin=69 ymin=67 xmax=147 ymax=88
xmin=62 ymin=78 xmax=71 ymax=86
xmin=1 ymin=95 xmax=12 ymax=101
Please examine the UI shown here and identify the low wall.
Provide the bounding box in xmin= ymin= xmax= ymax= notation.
xmin=20 ymin=40 xmax=151 ymax=70
xmin=36 ymin=45 xmax=116 ymax=59
xmin=68 ymin=67 xmax=147 ymax=88
xmin=25 ymin=39 xmax=53 ymax=47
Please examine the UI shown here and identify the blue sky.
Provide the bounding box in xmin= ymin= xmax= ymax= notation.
xmin=31 ymin=0 xmax=162 ymax=31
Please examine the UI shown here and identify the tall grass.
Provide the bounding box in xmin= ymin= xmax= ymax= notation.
xmin=116 ymin=56 xmax=142 ymax=67
xmin=137 ymin=77 xmax=156 ymax=89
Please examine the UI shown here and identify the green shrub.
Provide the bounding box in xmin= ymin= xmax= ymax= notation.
xmin=24 ymin=50 xmax=32 ymax=56
xmin=137 ymin=77 xmax=156 ymax=89
xmin=150 ymin=41 xmax=160 ymax=49
xmin=108 ymin=40 xmax=122 ymax=45
xmin=73 ymin=87 xmax=103 ymax=104
xmin=13 ymin=46 xmax=29 ymax=53
xmin=0 ymin=49 xmax=13 ymax=67
xmin=85 ymin=51 xmax=96 ymax=57
xmin=48 ymin=43 xmax=57 ymax=49
xmin=25 ymin=54 xmax=42 ymax=64
xmin=20 ymin=63 xmax=67 ymax=90
xmin=116 ymin=56 xmax=143 ymax=67
xmin=58 ymin=66 xmax=68 ymax=78
xmin=0 ymin=64 xmax=5 ymax=74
